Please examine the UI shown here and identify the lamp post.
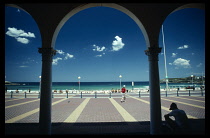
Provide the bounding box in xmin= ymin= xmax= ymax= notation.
xmin=132 ymin=81 xmax=134 ymax=92
xmin=119 ymin=75 xmax=122 ymax=90
xmin=78 ymin=76 xmax=81 ymax=92
xmin=191 ymin=75 xmax=194 ymax=86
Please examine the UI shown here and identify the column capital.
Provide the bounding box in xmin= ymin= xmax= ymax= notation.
xmin=38 ymin=47 xmax=56 ymax=56
xmin=145 ymin=46 xmax=162 ymax=56
xmin=145 ymin=46 xmax=162 ymax=61
xmin=38 ymin=48 xmax=56 ymax=63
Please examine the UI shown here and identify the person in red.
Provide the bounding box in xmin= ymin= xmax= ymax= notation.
xmin=121 ymin=85 xmax=126 ymax=103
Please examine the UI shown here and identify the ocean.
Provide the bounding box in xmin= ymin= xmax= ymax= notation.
xmin=5 ymin=81 xmax=201 ymax=92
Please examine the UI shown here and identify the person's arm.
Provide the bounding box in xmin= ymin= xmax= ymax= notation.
xmin=164 ymin=114 xmax=170 ymax=118
xmin=164 ymin=110 xmax=174 ymax=118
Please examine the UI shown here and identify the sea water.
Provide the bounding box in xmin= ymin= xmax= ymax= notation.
xmin=5 ymin=81 xmax=200 ymax=92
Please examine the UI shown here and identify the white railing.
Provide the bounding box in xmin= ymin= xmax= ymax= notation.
xmin=5 ymin=89 xmax=205 ymax=98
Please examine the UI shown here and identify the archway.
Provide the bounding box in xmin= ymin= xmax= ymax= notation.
xmin=158 ymin=5 xmax=205 ymax=86
xmin=51 ymin=3 xmax=165 ymax=135
xmin=5 ymin=5 xmax=42 ymax=84
xmin=157 ymin=3 xmax=205 ymax=130
xmin=51 ymin=3 xmax=153 ymax=134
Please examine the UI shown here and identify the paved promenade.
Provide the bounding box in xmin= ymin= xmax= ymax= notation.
xmin=5 ymin=95 xmax=205 ymax=135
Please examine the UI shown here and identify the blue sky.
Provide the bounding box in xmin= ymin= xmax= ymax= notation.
xmin=5 ymin=6 xmax=205 ymax=82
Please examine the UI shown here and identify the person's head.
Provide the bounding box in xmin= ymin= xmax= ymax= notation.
xmin=123 ymin=85 xmax=126 ymax=88
xmin=169 ymin=103 xmax=178 ymax=110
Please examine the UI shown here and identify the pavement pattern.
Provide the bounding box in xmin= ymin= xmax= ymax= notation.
xmin=5 ymin=95 xmax=205 ymax=135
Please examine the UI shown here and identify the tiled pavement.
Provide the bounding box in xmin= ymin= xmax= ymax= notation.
xmin=5 ymin=95 xmax=205 ymax=135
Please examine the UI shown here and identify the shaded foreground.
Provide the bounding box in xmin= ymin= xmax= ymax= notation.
xmin=5 ymin=119 xmax=205 ymax=135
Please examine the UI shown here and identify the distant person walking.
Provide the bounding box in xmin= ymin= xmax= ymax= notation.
xmin=121 ymin=85 xmax=126 ymax=103
xmin=16 ymin=89 xmax=19 ymax=93
xmin=163 ymin=103 xmax=189 ymax=133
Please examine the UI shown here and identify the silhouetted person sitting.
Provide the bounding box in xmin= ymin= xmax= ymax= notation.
xmin=164 ymin=103 xmax=189 ymax=133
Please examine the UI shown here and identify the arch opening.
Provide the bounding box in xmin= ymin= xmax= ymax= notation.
xmin=158 ymin=5 xmax=205 ymax=89
xmin=5 ymin=5 xmax=42 ymax=83
xmin=51 ymin=5 xmax=149 ymax=83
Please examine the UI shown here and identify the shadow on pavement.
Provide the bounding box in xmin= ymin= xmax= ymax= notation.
xmin=5 ymin=119 xmax=205 ymax=135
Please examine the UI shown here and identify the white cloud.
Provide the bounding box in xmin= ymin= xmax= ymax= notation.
xmin=196 ymin=63 xmax=202 ymax=67
xmin=95 ymin=55 xmax=102 ymax=57
xmin=53 ymin=50 xmax=74 ymax=65
xmin=95 ymin=53 xmax=105 ymax=58
xmin=52 ymin=57 xmax=62 ymax=65
xmin=19 ymin=65 xmax=29 ymax=68
xmin=92 ymin=44 xmax=106 ymax=57
xmin=64 ymin=53 xmax=74 ymax=60
xmin=91 ymin=36 xmax=124 ymax=57
xmin=111 ymin=36 xmax=125 ymax=51
xmin=57 ymin=50 xmax=65 ymax=55
xmin=171 ymin=53 xmax=177 ymax=58
xmin=15 ymin=37 xmax=29 ymax=44
xmin=5 ymin=27 xmax=35 ymax=44
xmin=93 ymin=44 xmax=106 ymax=52
xmin=6 ymin=27 xmax=35 ymax=38
xmin=6 ymin=27 xmax=24 ymax=38
xmin=177 ymin=45 xmax=189 ymax=49
xmin=20 ymin=32 xmax=35 ymax=38
xmin=171 ymin=58 xmax=191 ymax=69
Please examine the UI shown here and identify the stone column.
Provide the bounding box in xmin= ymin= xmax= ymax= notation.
xmin=38 ymin=48 xmax=56 ymax=135
xmin=145 ymin=46 xmax=162 ymax=135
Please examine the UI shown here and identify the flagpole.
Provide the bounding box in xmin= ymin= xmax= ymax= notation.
xmin=162 ymin=25 xmax=169 ymax=92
